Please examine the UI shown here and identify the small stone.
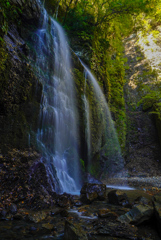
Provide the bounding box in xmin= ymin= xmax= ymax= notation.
xmin=153 ymin=192 xmax=161 ymax=204
xmin=98 ymin=209 xmax=117 ymax=218
xmin=1 ymin=209 xmax=7 ymax=218
xmin=57 ymin=195 xmax=71 ymax=208
xmin=10 ymin=203 xmax=17 ymax=214
xmin=42 ymin=223 xmax=55 ymax=230
xmin=13 ymin=214 xmax=23 ymax=220
xmin=30 ymin=226 xmax=37 ymax=231
xmin=28 ymin=211 xmax=47 ymax=223
xmin=1 ymin=209 xmax=7 ymax=220
xmin=80 ymin=183 xmax=106 ymax=203
xmin=60 ymin=209 xmax=69 ymax=217
xmin=73 ymin=199 xmax=83 ymax=207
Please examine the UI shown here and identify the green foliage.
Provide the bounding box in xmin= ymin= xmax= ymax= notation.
xmin=88 ymin=158 xmax=100 ymax=178
xmin=0 ymin=44 xmax=9 ymax=77
xmin=89 ymin=16 xmax=129 ymax=150
xmin=0 ymin=44 xmax=9 ymax=107
xmin=136 ymin=56 xmax=143 ymax=61
xmin=138 ymin=87 xmax=161 ymax=113
xmin=80 ymin=158 xmax=85 ymax=171
xmin=151 ymin=102 xmax=161 ymax=119
xmin=135 ymin=2 xmax=161 ymax=121
xmin=62 ymin=6 xmax=94 ymax=49
xmin=0 ymin=0 xmax=22 ymax=36
xmin=0 ymin=41 xmax=9 ymax=94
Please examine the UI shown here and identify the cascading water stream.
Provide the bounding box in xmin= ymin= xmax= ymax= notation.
xmin=83 ymin=71 xmax=91 ymax=172
xmin=83 ymin=95 xmax=91 ymax=171
xmin=80 ymin=59 xmax=124 ymax=175
xmin=33 ymin=9 xmax=81 ymax=193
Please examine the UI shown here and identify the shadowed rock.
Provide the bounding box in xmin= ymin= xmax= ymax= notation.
xmin=108 ymin=190 xmax=130 ymax=207
xmin=153 ymin=193 xmax=161 ymax=237
xmin=80 ymin=183 xmax=106 ymax=203
xmin=64 ymin=220 xmax=88 ymax=240
xmin=98 ymin=209 xmax=118 ymax=219
xmin=118 ymin=197 xmax=154 ymax=225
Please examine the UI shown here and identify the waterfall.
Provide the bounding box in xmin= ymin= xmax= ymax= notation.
xmin=33 ymin=9 xmax=81 ymax=193
xmin=30 ymin=2 xmax=124 ymax=192
xmin=80 ymin=60 xmax=124 ymax=175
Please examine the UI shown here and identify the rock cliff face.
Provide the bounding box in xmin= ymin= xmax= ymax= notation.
xmin=9 ymin=0 xmax=41 ymax=21
xmin=123 ymin=35 xmax=161 ymax=177
xmin=0 ymin=0 xmax=42 ymax=153
xmin=0 ymin=0 xmax=57 ymax=209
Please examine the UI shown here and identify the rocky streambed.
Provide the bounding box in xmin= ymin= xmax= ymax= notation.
xmin=1 ymin=181 xmax=161 ymax=240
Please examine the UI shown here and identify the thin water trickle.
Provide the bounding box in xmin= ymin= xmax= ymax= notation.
xmin=83 ymin=70 xmax=91 ymax=172
xmin=33 ymin=9 xmax=81 ymax=193
xmin=106 ymin=185 xmax=135 ymax=190
xmin=28 ymin=133 xmax=30 ymax=148
xmin=80 ymin=59 xmax=124 ymax=174
xmin=68 ymin=209 xmax=98 ymax=220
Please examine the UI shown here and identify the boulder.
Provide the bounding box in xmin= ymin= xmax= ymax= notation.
xmin=153 ymin=193 xmax=161 ymax=236
xmin=118 ymin=197 xmax=154 ymax=225
xmin=90 ymin=218 xmax=137 ymax=239
xmin=108 ymin=190 xmax=129 ymax=207
xmin=64 ymin=220 xmax=88 ymax=240
xmin=80 ymin=183 xmax=106 ymax=203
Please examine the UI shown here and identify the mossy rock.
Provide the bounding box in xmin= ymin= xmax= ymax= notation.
xmin=0 ymin=29 xmax=42 ymax=153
